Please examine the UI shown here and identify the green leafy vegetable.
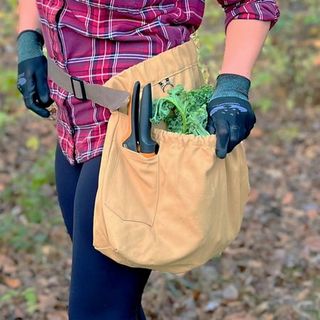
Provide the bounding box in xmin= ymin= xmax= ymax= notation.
xmin=151 ymin=84 xmax=214 ymax=136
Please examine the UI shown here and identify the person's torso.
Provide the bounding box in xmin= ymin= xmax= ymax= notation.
xmin=36 ymin=0 xmax=205 ymax=82
xmin=35 ymin=0 xmax=205 ymax=164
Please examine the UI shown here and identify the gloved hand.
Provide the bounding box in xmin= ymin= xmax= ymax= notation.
xmin=206 ymin=73 xmax=256 ymax=159
xmin=17 ymin=29 xmax=53 ymax=118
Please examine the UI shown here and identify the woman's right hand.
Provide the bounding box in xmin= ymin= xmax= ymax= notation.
xmin=17 ymin=30 xmax=53 ymax=118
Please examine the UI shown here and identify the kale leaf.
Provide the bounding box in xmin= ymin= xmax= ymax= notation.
xmin=150 ymin=84 xmax=214 ymax=136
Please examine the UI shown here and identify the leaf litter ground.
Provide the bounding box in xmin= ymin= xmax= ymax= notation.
xmin=1 ymin=103 xmax=319 ymax=320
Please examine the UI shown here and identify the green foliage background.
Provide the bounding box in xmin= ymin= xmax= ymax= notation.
xmin=197 ymin=0 xmax=320 ymax=111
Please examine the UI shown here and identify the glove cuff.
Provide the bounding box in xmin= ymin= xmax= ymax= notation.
xmin=17 ymin=29 xmax=44 ymax=64
xmin=210 ymin=73 xmax=251 ymax=102
xmin=207 ymin=96 xmax=252 ymax=115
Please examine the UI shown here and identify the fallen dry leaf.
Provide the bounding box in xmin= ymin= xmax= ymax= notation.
xmin=0 ymin=254 xmax=17 ymax=274
xmin=296 ymin=288 xmax=310 ymax=301
xmin=46 ymin=311 xmax=68 ymax=320
xmin=306 ymin=209 xmax=318 ymax=220
xmin=250 ymin=127 xmax=264 ymax=138
xmin=247 ymin=189 xmax=260 ymax=203
xmin=3 ymin=276 xmax=22 ymax=289
xmin=38 ymin=293 xmax=58 ymax=312
xmin=282 ymin=192 xmax=294 ymax=206
xmin=222 ymin=284 xmax=239 ymax=301
xmin=247 ymin=260 xmax=263 ymax=269
xmin=304 ymin=236 xmax=320 ymax=253
xmin=224 ymin=312 xmax=256 ymax=320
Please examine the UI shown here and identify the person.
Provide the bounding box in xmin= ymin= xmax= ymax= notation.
xmin=16 ymin=0 xmax=280 ymax=319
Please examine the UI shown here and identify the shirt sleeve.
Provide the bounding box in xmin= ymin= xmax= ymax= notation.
xmin=216 ymin=0 xmax=280 ymax=30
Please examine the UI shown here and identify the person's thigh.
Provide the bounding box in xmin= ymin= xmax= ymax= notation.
xmin=69 ymin=153 xmax=151 ymax=320
xmin=54 ymin=142 xmax=82 ymax=239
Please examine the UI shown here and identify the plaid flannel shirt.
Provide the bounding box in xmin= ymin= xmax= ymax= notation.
xmin=36 ymin=0 xmax=280 ymax=165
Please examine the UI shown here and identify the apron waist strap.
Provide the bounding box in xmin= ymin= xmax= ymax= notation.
xmin=47 ymin=58 xmax=130 ymax=111
xmin=47 ymin=38 xmax=199 ymax=113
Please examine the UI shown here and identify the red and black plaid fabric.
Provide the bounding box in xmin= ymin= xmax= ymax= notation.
xmin=36 ymin=0 xmax=280 ymax=165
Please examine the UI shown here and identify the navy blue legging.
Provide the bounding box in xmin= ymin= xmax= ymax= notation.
xmin=54 ymin=142 xmax=152 ymax=319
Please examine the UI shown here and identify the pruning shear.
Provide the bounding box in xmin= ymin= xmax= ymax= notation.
xmin=123 ymin=81 xmax=158 ymax=157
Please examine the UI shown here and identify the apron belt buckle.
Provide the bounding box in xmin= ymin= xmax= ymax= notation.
xmin=71 ymin=76 xmax=87 ymax=100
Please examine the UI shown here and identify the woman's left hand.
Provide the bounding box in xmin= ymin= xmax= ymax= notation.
xmin=206 ymin=96 xmax=256 ymax=159
xmin=206 ymin=73 xmax=256 ymax=159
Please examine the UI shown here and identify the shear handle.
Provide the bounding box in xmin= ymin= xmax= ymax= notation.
xmin=123 ymin=81 xmax=140 ymax=152
xmin=139 ymin=83 xmax=157 ymax=156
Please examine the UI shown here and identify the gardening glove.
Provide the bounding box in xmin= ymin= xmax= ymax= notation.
xmin=206 ymin=73 xmax=256 ymax=159
xmin=17 ymin=30 xmax=53 ymax=118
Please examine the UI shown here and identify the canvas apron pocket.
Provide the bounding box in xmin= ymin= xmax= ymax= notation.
xmin=104 ymin=114 xmax=160 ymax=227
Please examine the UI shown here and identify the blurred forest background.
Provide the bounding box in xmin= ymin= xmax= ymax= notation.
xmin=0 ymin=0 xmax=320 ymax=319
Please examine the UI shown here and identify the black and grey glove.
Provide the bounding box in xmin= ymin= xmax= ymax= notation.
xmin=206 ymin=73 xmax=256 ymax=159
xmin=17 ymin=30 xmax=53 ymax=118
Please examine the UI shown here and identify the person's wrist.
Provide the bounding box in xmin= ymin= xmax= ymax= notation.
xmin=17 ymin=29 xmax=44 ymax=63
xmin=210 ymin=73 xmax=251 ymax=102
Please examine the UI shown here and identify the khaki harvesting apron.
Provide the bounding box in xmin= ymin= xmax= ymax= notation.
xmin=93 ymin=38 xmax=250 ymax=273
